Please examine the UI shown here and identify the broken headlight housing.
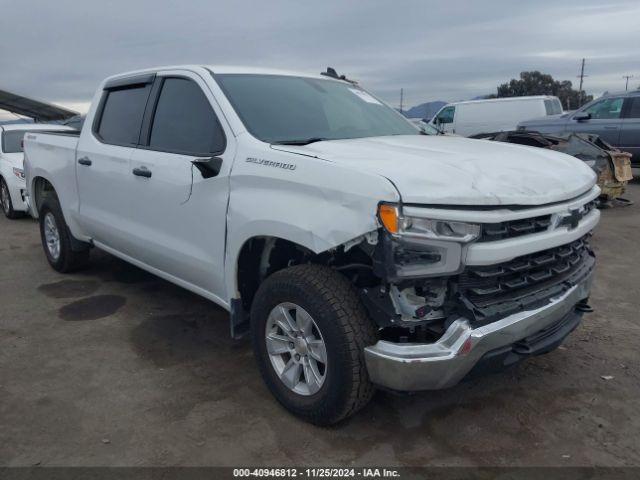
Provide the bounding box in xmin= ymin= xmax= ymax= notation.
xmin=376 ymin=203 xmax=479 ymax=280
xmin=378 ymin=204 xmax=480 ymax=243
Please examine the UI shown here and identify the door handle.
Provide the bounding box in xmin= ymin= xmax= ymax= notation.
xmin=78 ymin=157 xmax=92 ymax=166
xmin=132 ymin=167 xmax=152 ymax=178
xmin=604 ymin=126 xmax=618 ymax=130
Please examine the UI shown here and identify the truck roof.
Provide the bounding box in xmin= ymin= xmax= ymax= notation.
xmin=103 ymin=65 xmax=347 ymax=85
xmin=0 ymin=123 xmax=72 ymax=132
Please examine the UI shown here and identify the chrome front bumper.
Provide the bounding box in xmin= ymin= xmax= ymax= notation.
xmin=364 ymin=271 xmax=594 ymax=391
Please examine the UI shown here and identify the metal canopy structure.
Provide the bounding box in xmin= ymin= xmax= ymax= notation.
xmin=0 ymin=89 xmax=78 ymax=122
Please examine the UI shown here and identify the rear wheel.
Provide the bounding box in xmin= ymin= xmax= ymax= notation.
xmin=250 ymin=264 xmax=378 ymax=425
xmin=0 ymin=177 xmax=24 ymax=219
xmin=39 ymin=195 xmax=90 ymax=272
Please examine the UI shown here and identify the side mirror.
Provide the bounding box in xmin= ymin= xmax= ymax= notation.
xmin=192 ymin=156 xmax=223 ymax=179
xmin=573 ymin=112 xmax=591 ymax=122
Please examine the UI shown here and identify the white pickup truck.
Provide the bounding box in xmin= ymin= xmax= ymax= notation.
xmin=24 ymin=66 xmax=600 ymax=425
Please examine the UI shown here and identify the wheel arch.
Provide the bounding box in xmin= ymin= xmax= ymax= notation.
xmin=234 ymin=235 xmax=316 ymax=314
xmin=30 ymin=175 xmax=58 ymax=217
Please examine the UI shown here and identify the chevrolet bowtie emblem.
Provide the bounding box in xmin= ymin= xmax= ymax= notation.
xmin=560 ymin=208 xmax=583 ymax=230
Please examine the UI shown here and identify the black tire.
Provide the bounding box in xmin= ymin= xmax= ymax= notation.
xmin=250 ymin=264 xmax=378 ymax=425
xmin=0 ymin=177 xmax=24 ymax=219
xmin=39 ymin=194 xmax=90 ymax=272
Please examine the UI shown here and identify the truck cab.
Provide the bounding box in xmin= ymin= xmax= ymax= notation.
xmin=24 ymin=66 xmax=600 ymax=425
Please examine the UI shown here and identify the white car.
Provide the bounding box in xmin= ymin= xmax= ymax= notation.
xmin=430 ymin=95 xmax=564 ymax=137
xmin=24 ymin=66 xmax=599 ymax=424
xmin=1 ymin=123 xmax=71 ymax=218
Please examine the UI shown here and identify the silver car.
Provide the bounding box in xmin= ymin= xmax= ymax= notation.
xmin=518 ymin=90 xmax=640 ymax=165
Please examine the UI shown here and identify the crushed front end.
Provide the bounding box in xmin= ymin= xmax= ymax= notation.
xmin=356 ymin=187 xmax=600 ymax=391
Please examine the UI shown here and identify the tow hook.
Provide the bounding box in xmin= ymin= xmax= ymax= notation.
xmin=575 ymin=301 xmax=594 ymax=313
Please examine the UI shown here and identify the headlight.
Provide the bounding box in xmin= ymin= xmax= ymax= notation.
xmin=378 ymin=203 xmax=480 ymax=242
xmin=13 ymin=168 xmax=25 ymax=180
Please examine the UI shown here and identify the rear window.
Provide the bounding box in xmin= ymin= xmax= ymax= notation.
xmin=1 ymin=130 xmax=29 ymax=153
xmin=96 ymin=84 xmax=151 ymax=145
xmin=544 ymin=99 xmax=563 ymax=115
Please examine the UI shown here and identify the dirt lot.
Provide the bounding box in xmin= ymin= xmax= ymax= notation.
xmin=1 ymin=184 xmax=639 ymax=468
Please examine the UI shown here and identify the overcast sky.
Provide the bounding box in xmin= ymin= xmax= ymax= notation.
xmin=1 ymin=0 xmax=639 ymax=120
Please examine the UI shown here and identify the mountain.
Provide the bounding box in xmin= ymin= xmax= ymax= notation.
xmin=402 ymin=101 xmax=447 ymax=120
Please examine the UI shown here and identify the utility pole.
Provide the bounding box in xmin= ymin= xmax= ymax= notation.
xmin=399 ymin=88 xmax=404 ymax=115
xmin=623 ymin=75 xmax=634 ymax=91
xmin=577 ymin=58 xmax=587 ymax=107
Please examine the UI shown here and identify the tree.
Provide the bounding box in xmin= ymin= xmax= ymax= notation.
xmin=496 ymin=71 xmax=593 ymax=110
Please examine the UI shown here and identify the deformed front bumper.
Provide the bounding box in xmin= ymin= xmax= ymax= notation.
xmin=364 ymin=270 xmax=594 ymax=391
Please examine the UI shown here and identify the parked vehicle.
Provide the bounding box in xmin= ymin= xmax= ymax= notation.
xmin=431 ymin=96 xmax=563 ymax=136
xmin=24 ymin=66 xmax=599 ymax=425
xmin=472 ymin=130 xmax=633 ymax=204
xmin=518 ymin=90 xmax=640 ymax=166
xmin=1 ymin=123 xmax=71 ymax=218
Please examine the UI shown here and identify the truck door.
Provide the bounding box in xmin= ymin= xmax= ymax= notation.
xmin=127 ymin=72 xmax=233 ymax=299
xmin=76 ymin=76 xmax=153 ymax=255
xmin=566 ymin=96 xmax=624 ymax=146
xmin=431 ymin=106 xmax=456 ymax=134
xmin=620 ymin=96 xmax=640 ymax=165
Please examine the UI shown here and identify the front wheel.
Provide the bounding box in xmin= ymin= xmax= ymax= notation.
xmin=250 ymin=264 xmax=378 ymax=425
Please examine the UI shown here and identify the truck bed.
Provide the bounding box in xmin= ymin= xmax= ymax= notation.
xmin=23 ymin=130 xmax=80 ymax=218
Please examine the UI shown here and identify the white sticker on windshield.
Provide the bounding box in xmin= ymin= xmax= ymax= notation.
xmin=349 ymin=88 xmax=382 ymax=105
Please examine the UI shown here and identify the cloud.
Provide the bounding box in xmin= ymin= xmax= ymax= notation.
xmin=1 ymin=0 xmax=638 ymax=115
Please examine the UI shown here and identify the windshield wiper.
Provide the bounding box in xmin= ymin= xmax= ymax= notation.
xmin=271 ymin=137 xmax=328 ymax=146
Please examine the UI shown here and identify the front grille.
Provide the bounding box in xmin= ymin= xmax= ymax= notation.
xmin=477 ymin=200 xmax=597 ymax=242
xmin=457 ymin=235 xmax=592 ymax=311
xmin=479 ymin=215 xmax=551 ymax=242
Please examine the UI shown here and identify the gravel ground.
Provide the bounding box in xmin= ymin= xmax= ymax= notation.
xmin=1 ymin=183 xmax=639 ymax=467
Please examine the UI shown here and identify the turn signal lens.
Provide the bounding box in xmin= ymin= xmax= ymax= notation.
xmin=378 ymin=204 xmax=399 ymax=234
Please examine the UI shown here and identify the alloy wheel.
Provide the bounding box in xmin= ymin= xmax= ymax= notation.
xmin=43 ymin=212 xmax=61 ymax=260
xmin=265 ymin=302 xmax=328 ymax=396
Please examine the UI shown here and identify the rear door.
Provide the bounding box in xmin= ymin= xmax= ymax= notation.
xmin=127 ymin=71 xmax=233 ymax=298
xmin=565 ymin=96 xmax=624 ymax=145
xmin=76 ymin=75 xmax=153 ymax=254
xmin=620 ymin=96 xmax=640 ymax=165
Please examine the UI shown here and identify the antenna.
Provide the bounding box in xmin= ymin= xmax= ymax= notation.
xmin=320 ymin=67 xmax=357 ymax=84
xmin=623 ymin=75 xmax=635 ymax=91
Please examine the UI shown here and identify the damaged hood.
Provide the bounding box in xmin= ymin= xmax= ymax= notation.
xmin=273 ymin=135 xmax=596 ymax=206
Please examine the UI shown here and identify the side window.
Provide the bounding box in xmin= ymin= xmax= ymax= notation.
xmin=582 ymin=97 xmax=624 ymax=120
xmin=625 ymin=97 xmax=640 ymax=118
xmin=97 ymin=84 xmax=151 ymax=145
xmin=149 ymin=78 xmax=225 ymax=155
xmin=2 ymin=131 xmax=29 ymax=153
xmin=434 ymin=106 xmax=455 ymax=124
xmin=545 ymin=99 xmax=563 ymax=115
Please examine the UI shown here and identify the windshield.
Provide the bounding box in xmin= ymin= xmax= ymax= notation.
xmin=214 ymin=74 xmax=418 ymax=144
xmin=1 ymin=130 xmax=29 ymax=153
